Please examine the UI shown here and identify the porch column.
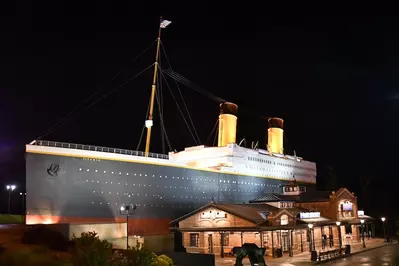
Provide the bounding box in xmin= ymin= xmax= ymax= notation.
xmin=260 ymin=232 xmax=263 ymax=247
xmin=289 ymin=230 xmax=294 ymax=257
xmin=372 ymin=223 xmax=375 ymax=237
xmin=220 ymin=232 xmax=224 ymax=258
xmin=271 ymin=231 xmax=275 ymax=258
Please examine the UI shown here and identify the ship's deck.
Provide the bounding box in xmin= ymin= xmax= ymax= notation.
xmin=31 ymin=140 xmax=169 ymax=160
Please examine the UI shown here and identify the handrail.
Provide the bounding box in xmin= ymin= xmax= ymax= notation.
xmin=32 ymin=140 xmax=169 ymax=160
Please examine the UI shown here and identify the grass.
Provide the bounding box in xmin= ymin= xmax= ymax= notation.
xmin=0 ymin=214 xmax=24 ymax=224
xmin=0 ymin=245 xmax=72 ymax=266
xmin=0 ymin=226 xmax=72 ymax=266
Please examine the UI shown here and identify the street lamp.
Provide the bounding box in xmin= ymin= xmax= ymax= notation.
xmin=120 ymin=204 xmax=137 ymax=249
xmin=381 ymin=217 xmax=386 ymax=242
xmin=360 ymin=219 xmax=366 ymax=248
xmin=308 ymin=223 xmax=317 ymax=261
xmin=308 ymin=223 xmax=315 ymax=251
xmin=20 ymin=192 xmax=26 ymax=218
xmin=6 ymin=185 xmax=16 ymax=214
xmin=336 ymin=221 xmax=342 ymax=247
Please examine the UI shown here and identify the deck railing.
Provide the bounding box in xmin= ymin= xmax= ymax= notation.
xmin=32 ymin=140 xmax=169 ymax=160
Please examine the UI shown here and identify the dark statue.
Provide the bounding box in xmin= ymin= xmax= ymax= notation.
xmin=232 ymin=243 xmax=266 ymax=266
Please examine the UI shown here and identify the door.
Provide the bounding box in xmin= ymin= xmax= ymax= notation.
xmin=281 ymin=232 xmax=289 ymax=252
xmin=208 ymin=234 xmax=213 ymax=253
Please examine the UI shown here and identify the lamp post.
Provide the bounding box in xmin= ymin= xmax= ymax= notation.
xmin=308 ymin=223 xmax=315 ymax=251
xmin=360 ymin=219 xmax=366 ymax=248
xmin=336 ymin=221 xmax=342 ymax=247
xmin=381 ymin=217 xmax=386 ymax=242
xmin=120 ymin=204 xmax=137 ymax=249
xmin=308 ymin=223 xmax=317 ymax=261
xmin=20 ymin=192 xmax=26 ymax=222
xmin=6 ymin=185 xmax=16 ymax=214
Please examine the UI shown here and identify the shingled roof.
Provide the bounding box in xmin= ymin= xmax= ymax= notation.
xmin=250 ymin=190 xmax=332 ymax=203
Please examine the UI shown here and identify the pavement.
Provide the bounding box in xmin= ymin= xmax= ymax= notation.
xmin=215 ymin=238 xmax=396 ymax=266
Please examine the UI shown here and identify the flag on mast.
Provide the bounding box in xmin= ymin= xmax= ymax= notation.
xmin=160 ymin=19 xmax=172 ymax=28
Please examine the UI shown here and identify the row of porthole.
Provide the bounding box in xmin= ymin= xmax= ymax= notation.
xmin=84 ymin=179 xmax=278 ymax=188
xmin=78 ymin=168 xmax=281 ymax=187
xmin=90 ymin=202 xmax=196 ymax=208
xmin=87 ymin=181 xmax=260 ymax=194
xmin=92 ymin=188 xmax=259 ymax=196
xmin=248 ymin=156 xmax=315 ymax=172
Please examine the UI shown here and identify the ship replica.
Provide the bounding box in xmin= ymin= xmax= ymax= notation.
xmin=25 ymin=19 xmax=317 ymax=235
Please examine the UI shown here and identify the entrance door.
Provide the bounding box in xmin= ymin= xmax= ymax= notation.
xmin=208 ymin=234 xmax=213 ymax=253
xmin=281 ymin=232 xmax=289 ymax=252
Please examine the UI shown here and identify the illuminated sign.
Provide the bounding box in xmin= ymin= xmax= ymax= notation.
xmin=300 ymin=212 xmax=320 ymax=219
xmin=358 ymin=210 xmax=364 ymax=216
xmin=342 ymin=203 xmax=352 ymax=211
xmin=200 ymin=209 xmax=226 ymax=219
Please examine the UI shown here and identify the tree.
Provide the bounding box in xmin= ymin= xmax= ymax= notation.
xmin=324 ymin=165 xmax=338 ymax=190
xmin=359 ymin=173 xmax=374 ymax=198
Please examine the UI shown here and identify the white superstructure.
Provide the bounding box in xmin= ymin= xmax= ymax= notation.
xmin=169 ymin=143 xmax=316 ymax=184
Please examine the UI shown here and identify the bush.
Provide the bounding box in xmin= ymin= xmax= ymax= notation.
xmin=23 ymin=227 xmax=69 ymax=251
xmin=71 ymin=231 xmax=113 ymax=266
xmin=114 ymin=243 xmax=173 ymax=266
xmin=0 ymin=246 xmax=70 ymax=266
xmin=157 ymin=255 xmax=173 ymax=266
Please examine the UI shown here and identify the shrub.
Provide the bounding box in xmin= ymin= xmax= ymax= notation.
xmin=71 ymin=231 xmax=113 ymax=266
xmin=113 ymin=243 xmax=173 ymax=266
xmin=23 ymin=227 xmax=69 ymax=251
xmin=120 ymin=243 xmax=158 ymax=266
xmin=157 ymin=255 xmax=173 ymax=266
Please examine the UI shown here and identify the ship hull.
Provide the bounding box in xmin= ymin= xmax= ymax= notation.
xmin=26 ymin=153 xmax=311 ymax=235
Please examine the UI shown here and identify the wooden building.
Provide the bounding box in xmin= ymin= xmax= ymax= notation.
xmin=170 ymin=182 xmax=374 ymax=258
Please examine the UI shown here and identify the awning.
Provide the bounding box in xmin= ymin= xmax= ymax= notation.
xmin=348 ymin=215 xmax=375 ymax=224
xmin=298 ymin=217 xmax=333 ymax=224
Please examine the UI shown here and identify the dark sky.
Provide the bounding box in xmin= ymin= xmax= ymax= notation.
xmin=0 ymin=6 xmax=398 ymax=218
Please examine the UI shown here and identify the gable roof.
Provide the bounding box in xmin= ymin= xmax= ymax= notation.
xmin=334 ymin=188 xmax=356 ymax=200
xmin=170 ymin=202 xmax=279 ymax=225
xmin=250 ymin=190 xmax=332 ymax=203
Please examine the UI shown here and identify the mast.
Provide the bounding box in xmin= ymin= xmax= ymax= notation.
xmin=144 ymin=17 xmax=170 ymax=157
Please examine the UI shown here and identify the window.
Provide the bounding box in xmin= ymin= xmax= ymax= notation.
xmin=345 ymin=224 xmax=352 ymax=234
xmin=280 ymin=214 xmax=289 ymax=225
xmin=190 ymin=233 xmax=199 ymax=247
xmin=222 ymin=234 xmax=229 ymax=246
xmin=262 ymin=233 xmax=269 ymax=246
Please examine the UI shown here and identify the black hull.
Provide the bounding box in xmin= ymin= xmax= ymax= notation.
xmin=26 ymin=153 xmax=311 ymax=234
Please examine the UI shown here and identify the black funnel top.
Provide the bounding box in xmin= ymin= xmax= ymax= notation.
xmin=219 ymin=102 xmax=238 ymax=115
xmin=268 ymin=117 xmax=284 ymax=129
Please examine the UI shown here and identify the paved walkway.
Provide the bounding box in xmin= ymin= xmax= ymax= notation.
xmin=215 ymin=238 xmax=395 ymax=266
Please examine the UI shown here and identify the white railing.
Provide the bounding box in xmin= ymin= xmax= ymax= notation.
xmin=33 ymin=140 xmax=169 ymax=160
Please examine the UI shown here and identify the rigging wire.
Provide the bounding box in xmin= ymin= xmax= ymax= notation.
xmin=107 ymin=39 xmax=157 ymax=85
xmin=155 ymin=69 xmax=172 ymax=151
xmin=213 ymin=124 xmax=218 ymax=146
xmin=205 ymin=119 xmax=219 ymax=146
xmin=162 ymin=68 xmax=226 ymax=103
xmin=39 ymin=63 xmax=155 ymax=139
xmin=160 ymin=42 xmax=201 ymax=144
xmin=135 ymin=102 xmax=150 ymax=151
xmin=38 ymin=40 xmax=157 ymax=140
xmin=158 ymin=50 xmax=165 ymax=153
xmin=159 ymin=68 xmax=200 ymax=146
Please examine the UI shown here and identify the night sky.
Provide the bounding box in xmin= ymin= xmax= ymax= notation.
xmin=0 ymin=7 xmax=398 ymax=222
